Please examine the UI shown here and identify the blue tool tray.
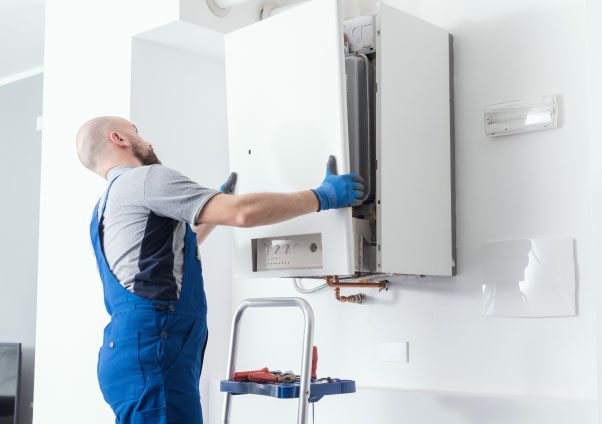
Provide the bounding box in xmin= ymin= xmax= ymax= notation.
xmin=220 ymin=379 xmax=356 ymax=403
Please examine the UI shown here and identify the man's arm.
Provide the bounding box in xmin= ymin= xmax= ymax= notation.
xmin=197 ymin=156 xmax=364 ymax=228
xmin=197 ymin=191 xmax=319 ymax=227
xmin=192 ymin=172 xmax=237 ymax=244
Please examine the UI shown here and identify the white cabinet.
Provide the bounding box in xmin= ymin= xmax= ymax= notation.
xmin=225 ymin=0 xmax=455 ymax=279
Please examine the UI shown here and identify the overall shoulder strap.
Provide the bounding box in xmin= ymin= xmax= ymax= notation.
xmin=97 ymin=176 xmax=121 ymax=222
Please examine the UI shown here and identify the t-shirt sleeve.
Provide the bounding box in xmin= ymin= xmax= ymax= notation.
xmin=143 ymin=165 xmax=220 ymax=225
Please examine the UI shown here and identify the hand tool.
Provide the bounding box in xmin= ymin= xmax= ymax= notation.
xmin=249 ymin=372 xmax=297 ymax=383
xmin=233 ymin=367 xmax=269 ymax=381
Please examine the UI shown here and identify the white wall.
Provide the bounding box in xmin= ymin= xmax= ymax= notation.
xmin=223 ymin=0 xmax=598 ymax=422
xmin=33 ymin=2 xmax=181 ymax=423
xmin=0 ymin=73 xmax=42 ymax=424
xmin=586 ymin=0 xmax=602 ymax=418
xmin=223 ymin=385 xmax=597 ymax=424
xmin=36 ymin=0 xmax=600 ymax=423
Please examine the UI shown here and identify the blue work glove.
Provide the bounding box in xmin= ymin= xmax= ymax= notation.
xmin=311 ymin=155 xmax=364 ymax=211
xmin=220 ymin=172 xmax=237 ymax=194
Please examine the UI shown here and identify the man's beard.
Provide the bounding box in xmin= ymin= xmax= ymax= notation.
xmin=133 ymin=144 xmax=161 ymax=165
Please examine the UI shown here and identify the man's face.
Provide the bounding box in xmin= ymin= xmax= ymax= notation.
xmin=128 ymin=123 xmax=161 ymax=166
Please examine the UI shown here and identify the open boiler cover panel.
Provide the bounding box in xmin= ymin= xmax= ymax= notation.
xmin=225 ymin=0 xmax=455 ymax=279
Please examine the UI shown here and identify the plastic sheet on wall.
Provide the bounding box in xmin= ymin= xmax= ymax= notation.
xmin=481 ymin=237 xmax=576 ymax=317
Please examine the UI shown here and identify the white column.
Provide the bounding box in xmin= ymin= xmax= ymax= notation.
xmin=33 ymin=1 xmax=179 ymax=423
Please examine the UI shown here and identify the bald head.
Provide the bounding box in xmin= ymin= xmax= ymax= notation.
xmin=76 ymin=116 xmax=121 ymax=173
xmin=76 ymin=116 xmax=160 ymax=178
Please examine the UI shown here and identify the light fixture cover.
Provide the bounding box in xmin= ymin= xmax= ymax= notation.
xmin=484 ymin=95 xmax=558 ymax=137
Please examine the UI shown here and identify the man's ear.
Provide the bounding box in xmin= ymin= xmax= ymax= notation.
xmin=109 ymin=131 xmax=128 ymax=147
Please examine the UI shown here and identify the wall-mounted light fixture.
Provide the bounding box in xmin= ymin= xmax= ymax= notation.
xmin=484 ymin=95 xmax=559 ymax=137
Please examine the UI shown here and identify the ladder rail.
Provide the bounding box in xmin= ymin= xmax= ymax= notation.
xmin=222 ymin=297 xmax=315 ymax=424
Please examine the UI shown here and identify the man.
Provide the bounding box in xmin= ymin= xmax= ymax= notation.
xmin=76 ymin=116 xmax=364 ymax=423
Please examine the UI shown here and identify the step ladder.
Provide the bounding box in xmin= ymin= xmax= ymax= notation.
xmin=221 ymin=297 xmax=355 ymax=424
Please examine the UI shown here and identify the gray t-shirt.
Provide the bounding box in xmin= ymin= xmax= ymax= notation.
xmin=99 ymin=165 xmax=219 ymax=300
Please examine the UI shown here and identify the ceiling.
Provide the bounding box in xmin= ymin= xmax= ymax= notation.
xmin=0 ymin=0 xmax=45 ymax=84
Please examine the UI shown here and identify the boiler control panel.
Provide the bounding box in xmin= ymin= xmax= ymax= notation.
xmin=253 ymin=233 xmax=323 ymax=272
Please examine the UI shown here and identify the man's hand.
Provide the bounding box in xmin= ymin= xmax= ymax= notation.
xmin=311 ymin=155 xmax=364 ymax=211
xmin=220 ymin=172 xmax=237 ymax=194
xmin=192 ymin=172 xmax=238 ymax=244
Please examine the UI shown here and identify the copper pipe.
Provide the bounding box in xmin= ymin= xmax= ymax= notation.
xmin=333 ymin=287 xmax=364 ymax=304
xmin=325 ymin=275 xmax=388 ymax=290
xmin=329 ymin=281 xmax=384 ymax=288
xmin=327 ymin=276 xmax=388 ymax=304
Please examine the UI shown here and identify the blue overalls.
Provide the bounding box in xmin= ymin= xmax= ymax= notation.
xmin=90 ymin=175 xmax=208 ymax=423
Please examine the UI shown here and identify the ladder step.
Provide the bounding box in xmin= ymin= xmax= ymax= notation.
xmin=220 ymin=379 xmax=356 ymax=403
